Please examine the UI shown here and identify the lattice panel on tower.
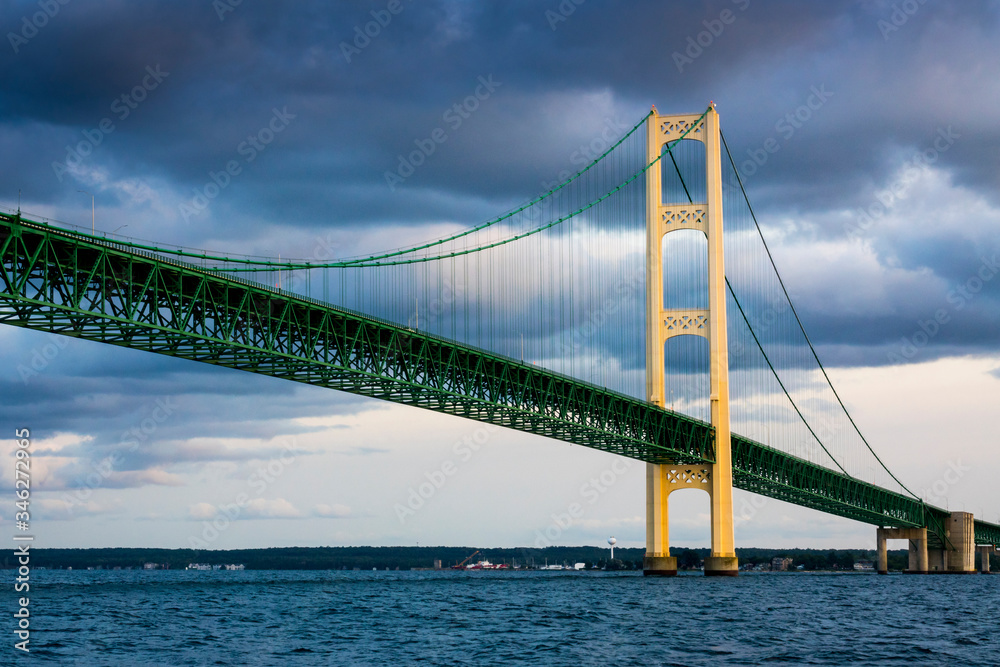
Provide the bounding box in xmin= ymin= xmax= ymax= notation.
xmin=665 ymin=468 xmax=711 ymax=486
xmin=659 ymin=116 xmax=705 ymax=144
xmin=663 ymin=309 xmax=709 ymax=339
xmin=660 ymin=205 xmax=707 ymax=235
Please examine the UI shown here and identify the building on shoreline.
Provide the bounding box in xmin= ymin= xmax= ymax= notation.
xmin=771 ymin=557 xmax=794 ymax=571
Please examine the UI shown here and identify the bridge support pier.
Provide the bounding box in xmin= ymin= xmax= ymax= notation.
xmin=938 ymin=511 xmax=976 ymax=573
xmin=924 ymin=512 xmax=978 ymax=573
xmin=927 ymin=548 xmax=946 ymax=572
xmin=978 ymin=546 xmax=993 ymax=573
xmin=878 ymin=513 xmax=979 ymax=574
xmin=876 ymin=526 xmax=928 ymax=574
xmin=643 ymin=104 xmax=737 ymax=578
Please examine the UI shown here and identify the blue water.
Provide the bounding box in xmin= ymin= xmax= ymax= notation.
xmin=5 ymin=569 xmax=999 ymax=665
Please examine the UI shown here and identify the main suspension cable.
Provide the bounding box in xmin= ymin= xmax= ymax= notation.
xmin=720 ymin=128 xmax=919 ymax=499
xmin=664 ymin=131 xmax=851 ymax=476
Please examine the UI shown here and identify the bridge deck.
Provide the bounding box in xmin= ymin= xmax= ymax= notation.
xmin=1 ymin=213 xmax=997 ymax=547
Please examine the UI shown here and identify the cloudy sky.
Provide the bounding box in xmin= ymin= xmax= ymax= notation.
xmin=2 ymin=0 xmax=999 ymax=552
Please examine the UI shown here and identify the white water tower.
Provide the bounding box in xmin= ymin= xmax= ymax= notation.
xmin=608 ymin=536 xmax=617 ymax=561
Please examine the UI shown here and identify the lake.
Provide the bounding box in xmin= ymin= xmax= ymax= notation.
xmin=5 ymin=569 xmax=998 ymax=665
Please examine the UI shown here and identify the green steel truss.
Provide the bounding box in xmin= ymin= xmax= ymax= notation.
xmin=976 ymin=521 xmax=1000 ymax=548
xmin=1 ymin=213 xmax=998 ymax=547
xmin=0 ymin=213 xmax=713 ymax=465
xmin=732 ymin=435 xmax=931 ymax=528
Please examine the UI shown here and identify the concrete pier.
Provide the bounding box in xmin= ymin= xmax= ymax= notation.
xmin=880 ymin=512 xmax=978 ymax=574
xmin=642 ymin=554 xmax=678 ymax=577
xmin=704 ymin=556 xmax=740 ymax=577
xmin=877 ymin=526 xmax=927 ymax=574
xmin=940 ymin=512 xmax=976 ymax=574
xmin=978 ymin=545 xmax=994 ymax=573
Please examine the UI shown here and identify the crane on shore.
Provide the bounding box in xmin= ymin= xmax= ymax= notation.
xmin=451 ymin=550 xmax=480 ymax=569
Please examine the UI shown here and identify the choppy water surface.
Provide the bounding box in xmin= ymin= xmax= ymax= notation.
xmin=5 ymin=569 xmax=999 ymax=665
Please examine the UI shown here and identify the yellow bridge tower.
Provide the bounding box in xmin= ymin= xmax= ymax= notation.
xmin=644 ymin=104 xmax=739 ymax=576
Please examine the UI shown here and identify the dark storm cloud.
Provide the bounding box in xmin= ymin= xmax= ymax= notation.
xmin=4 ymin=1 xmax=997 ymax=213
xmin=0 ymin=3 xmax=884 ymax=209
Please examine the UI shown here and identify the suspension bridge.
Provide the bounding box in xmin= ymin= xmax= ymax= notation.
xmin=2 ymin=104 xmax=997 ymax=575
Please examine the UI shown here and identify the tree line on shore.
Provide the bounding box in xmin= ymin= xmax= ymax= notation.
xmin=7 ymin=545 xmax=989 ymax=572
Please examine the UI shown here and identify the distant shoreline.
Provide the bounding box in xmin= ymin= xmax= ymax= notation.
xmin=2 ymin=545 xmax=955 ymax=573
